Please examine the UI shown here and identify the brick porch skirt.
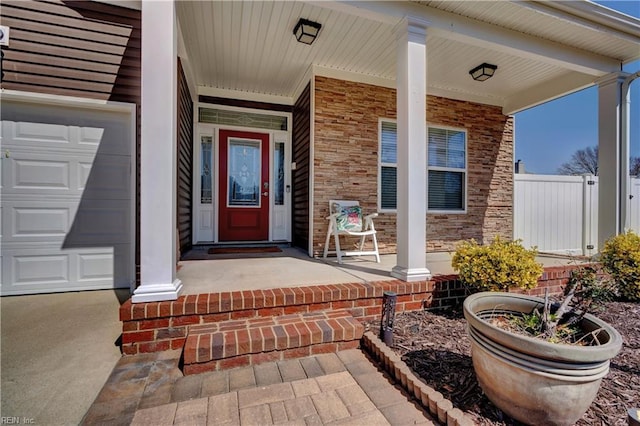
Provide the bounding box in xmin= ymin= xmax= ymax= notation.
xmin=119 ymin=265 xmax=578 ymax=357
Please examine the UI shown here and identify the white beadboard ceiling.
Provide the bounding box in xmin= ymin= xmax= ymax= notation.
xmin=176 ymin=1 xmax=640 ymax=114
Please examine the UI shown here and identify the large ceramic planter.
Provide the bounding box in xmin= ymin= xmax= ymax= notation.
xmin=463 ymin=292 xmax=622 ymax=426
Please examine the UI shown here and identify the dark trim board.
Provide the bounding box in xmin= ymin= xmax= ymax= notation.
xmin=198 ymin=96 xmax=293 ymax=113
xmin=177 ymin=59 xmax=193 ymax=255
xmin=292 ymin=82 xmax=311 ymax=251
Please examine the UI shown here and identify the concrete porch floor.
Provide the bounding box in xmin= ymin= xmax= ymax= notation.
xmin=178 ymin=247 xmax=580 ymax=295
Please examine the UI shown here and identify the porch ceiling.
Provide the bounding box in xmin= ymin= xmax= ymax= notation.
xmin=176 ymin=1 xmax=640 ymax=114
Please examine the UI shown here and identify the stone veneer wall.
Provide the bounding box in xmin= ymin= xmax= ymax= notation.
xmin=312 ymin=76 xmax=514 ymax=255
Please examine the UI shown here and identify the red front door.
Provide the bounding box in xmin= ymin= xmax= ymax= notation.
xmin=219 ymin=130 xmax=270 ymax=241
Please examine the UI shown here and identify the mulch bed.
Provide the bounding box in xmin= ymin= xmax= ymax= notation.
xmin=365 ymin=301 xmax=639 ymax=425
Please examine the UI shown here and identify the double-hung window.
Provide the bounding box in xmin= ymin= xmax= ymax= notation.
xmin=427 ymin=128 xmax=466 ymax=211
xmin=378 ymin=119 xmax=467 ymax=212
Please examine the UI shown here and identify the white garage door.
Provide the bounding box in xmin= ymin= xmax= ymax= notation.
xmin=1 ymin=97 xmax=134 ymax=295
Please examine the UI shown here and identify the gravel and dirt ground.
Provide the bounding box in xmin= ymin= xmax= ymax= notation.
xmin=366 ymin=301 xmax=639 ymax=425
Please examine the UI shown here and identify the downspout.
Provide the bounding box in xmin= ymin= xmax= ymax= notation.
xmin=620 ymin=71 xmax=640 ymax=232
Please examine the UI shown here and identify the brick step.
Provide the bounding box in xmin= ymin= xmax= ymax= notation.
xmin=183 ymin=310 xmax=364 ymax=375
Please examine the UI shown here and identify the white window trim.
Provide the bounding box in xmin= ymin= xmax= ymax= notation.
xmin=427 ymin=123 xmax=468 ymax=214
xmin=377 ymin=119 xmax=468 ymax=214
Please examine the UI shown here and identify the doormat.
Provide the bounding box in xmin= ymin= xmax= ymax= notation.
xmin=208 ymin=246 xmax=282 ymax=254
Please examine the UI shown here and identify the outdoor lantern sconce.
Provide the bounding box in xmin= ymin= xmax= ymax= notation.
xmin=469 ymin=63 xmax=498 ymax=81
xmin=293 ymin=18 xmax=321 ymax=45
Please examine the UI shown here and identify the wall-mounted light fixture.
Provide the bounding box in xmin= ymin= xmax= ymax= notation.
xmin=0 ymin=26 xmax=10 ymax=46
xmin=293 ymin=18 xmax=321 ymax=45
xmin=469 ymin=63 xmax=497 ymax=81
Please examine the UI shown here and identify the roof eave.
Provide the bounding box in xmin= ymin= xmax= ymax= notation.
xmin=519 ymin=0 xmax=640 ymax=47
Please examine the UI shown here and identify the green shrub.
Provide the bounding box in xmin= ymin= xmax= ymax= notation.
xmin=600 ymin=230 xmax=640 ymax=301
xmin=452 ymin=237 xmax=543 ymax=292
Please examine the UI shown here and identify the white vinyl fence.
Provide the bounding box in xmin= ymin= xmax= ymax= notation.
xmin=631 ymin=177 xmax=640 ymax=233
xmin=514 ymin=175 xmax=640 ymax=256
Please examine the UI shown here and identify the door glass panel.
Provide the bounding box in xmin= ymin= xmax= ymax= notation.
xmin=201 ymin=136 xmax=212 ymax=204
xmin=274 ymin=142 xmax=285 ymax=205
xmin=228 ymin=139 xmax=260 ymax=206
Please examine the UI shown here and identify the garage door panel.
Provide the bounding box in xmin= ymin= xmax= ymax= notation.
xmin=5 ymin=200 xmax=131 ymax=247
xmin=3 ymin=200 xmax=75 ymax=243
xmin=3 ymin=150 xmax=94 ymax=196
xmin=2 ymin=104 xmax=131 ymax=156
xmin=80 ymin=154 xmax=131 ymax=200
xmin=3 ymin=121 xmax=96 ymax=154
xmin=79 ymin=162 xmax=92 ymax=190
xmin=1 ymin=246 xmax=129 ymax=295
xmin=77 ymin=113 xmax=132 ymax=156
xmin=78 ymin=253 xmax=113 ymax=282
xmin=4 ymin=202 xmax=130 ymax=245
xmin=65 ymin=200 xmax=131 ymax=247
xmin=14 ymin=207 xmax=70 ymax=237
xmin=79 ymin=245 xmax=131 ymax=287
xmin=10 ymin=120 xmax=73 ymax=146
xmin=12 ymin=253 xmax=70 ymax=286
xmin=14 ymin=158 xmax=70 ymax=189
xmin=75 ymin=246 xmax=130 ymax=287
xmin=3 ymin=150 xmax=130 ymax=200
xmin=112 ymin=245 xmax=132 ymax=287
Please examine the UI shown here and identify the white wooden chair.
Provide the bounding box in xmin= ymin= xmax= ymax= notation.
xmin=323 ymin=200 xmax=380 ymax=264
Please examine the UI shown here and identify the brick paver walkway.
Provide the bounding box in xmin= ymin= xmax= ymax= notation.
xmin=82 ymin=349 xmax=434 ymax=425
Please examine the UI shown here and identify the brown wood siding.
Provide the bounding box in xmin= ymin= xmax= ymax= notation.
xmin=1 ymin=1 xmax=141 ymax=102
xmin=198 ymin=96 xmax=293 ymax=114
xmin=1 ymin=0 xmax=142 ymax=281
xmin=292 ymin=83 xmax=311 ymax=250
xmin=177 ymin=59 xmax=193 ymax=256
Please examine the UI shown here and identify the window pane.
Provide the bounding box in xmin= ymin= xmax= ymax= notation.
xmin=274 ymin=142 xmax=285 ymax=205
xmin=201 ymin=136 xmax=212 ymax=204
xmin=447 ymin=130 xmax=466 ymax=168
xmin=428 ymin=128 xmax=466 ymax=169
xmin=228 ymin=140 xmax=260 ymax=206
xmin=200 ymin=108 xmax=287 ymax=131
xmin=380 ymin=166 xmax=397 ymax=209
xmin=428 ymin=128 xmax=447 ymax=167
xmin=428 ymin=170 xmax=464 ymax=210
xmin=381 ymin=122 xmax=397 ymax=164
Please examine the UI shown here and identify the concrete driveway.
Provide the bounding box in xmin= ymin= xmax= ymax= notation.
xmin=1 ymin=289 xmax=126 ymax=425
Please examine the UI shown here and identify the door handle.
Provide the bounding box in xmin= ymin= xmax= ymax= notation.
xmin=262 ymin=192 xmax=268 ymax=197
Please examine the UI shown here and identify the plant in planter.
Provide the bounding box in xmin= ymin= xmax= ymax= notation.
xmin=453 ymin=238 xmax=623 ymax=426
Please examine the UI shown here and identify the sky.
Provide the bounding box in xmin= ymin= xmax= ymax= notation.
xmin=514 ymin=0 xmax=640 ymax=175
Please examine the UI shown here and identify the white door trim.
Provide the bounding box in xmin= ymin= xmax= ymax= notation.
xmin=193 ymin=104 xmax=293 ymax=244
xmin=194 ymin=125 xmax=216 ymax=243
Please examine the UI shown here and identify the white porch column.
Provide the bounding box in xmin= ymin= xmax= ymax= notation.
xmin=597 ymin=72 xmax=629 ymax=248
xmin=133 ymin=1 xmax=183 ymax=302
xmin=391 ymin=18 xmax=431 ymax=282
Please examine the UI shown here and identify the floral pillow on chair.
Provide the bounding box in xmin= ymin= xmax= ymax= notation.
xmin=335 ymin=206 xmax=363 ymax=232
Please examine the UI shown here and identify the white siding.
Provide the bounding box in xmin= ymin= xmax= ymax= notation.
xmin=631 ymin=178 xmax=640 ymax=233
